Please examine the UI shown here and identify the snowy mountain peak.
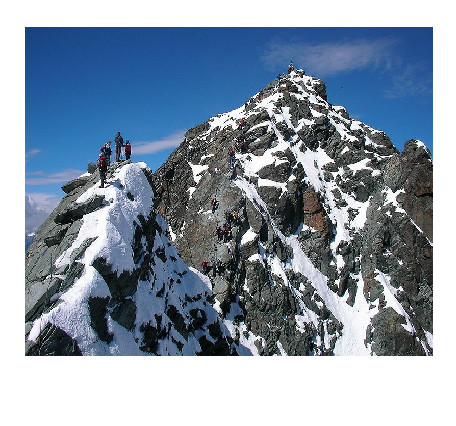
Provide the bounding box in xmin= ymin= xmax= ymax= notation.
xmin=151 ymin=70 xmax=433 ymax=355
xmin=26 ymin=71 xmax=433 ymax=356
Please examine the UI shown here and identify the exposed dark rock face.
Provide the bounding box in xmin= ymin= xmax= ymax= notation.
xmin=385 ymin=140 xmax=433 ymax=241
xmin=25 ymin=70 xmax=432 ymax=356
xmin=25 ymin=323 xmax=82 ymax=356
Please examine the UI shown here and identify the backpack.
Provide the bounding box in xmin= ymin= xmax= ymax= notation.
xmin=98 ymin=156 xmax=107 ymax=169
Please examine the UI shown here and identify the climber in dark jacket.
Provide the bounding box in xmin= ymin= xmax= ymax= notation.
xmin=210 ymin=196 xmax=218 ymax=213
xmin=202 ymin=260 xmax=211 ymax=274
xmin=115 ymin=132 xmax=124 ymax=162
xmin=211 ymin=260 xmax=218 ymax=277
xmin=230 ymin=164 xmax=238 ymax=180
xmin=229 ymin=149 xmax=236 ymax=168
xmin=216 ymin=225 xmax=223 ymax=241
xmin=102 ymin=141 xmax=112 ymax=166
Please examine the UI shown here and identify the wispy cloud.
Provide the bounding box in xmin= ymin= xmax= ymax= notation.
xmin=261 ymin=38 xmax=395 ymax=76
xmin=133 ymin=129 xmax=186 ymax=155
xmin=261 ymin=37 xmax=432 ymax=99
xmin=25 ymin=148 xmax=41 ymax=159
xmin=25 ymin=168 xmax=85 ymax=185
xmin=383 ymin=63 xmax=432 ymax=99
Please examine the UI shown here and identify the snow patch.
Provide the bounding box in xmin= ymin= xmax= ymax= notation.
xmin=241 ymin=228 xmax=257 ymax=246
xmin=188 ymin=162 xmax=208 ymax=185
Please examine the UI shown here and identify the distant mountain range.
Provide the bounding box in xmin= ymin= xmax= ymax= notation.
xmin=25 ymin=195 xmax=50 ymax=235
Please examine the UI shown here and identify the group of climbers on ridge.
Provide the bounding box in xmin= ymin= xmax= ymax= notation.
xmin=201 ymin=61 xmax=301 ymax=277
xmin=201 ymin=258 xmax=223 ymax=278
xmin=216 ymin=220 xmax=232 ymax=243
xmin=288 ymin=60 xmax=295 ymax=74
xmin=202 ymin=189 xmax=243 ymax=278
xmin=97 ymin=131 xmax=133 ymax=188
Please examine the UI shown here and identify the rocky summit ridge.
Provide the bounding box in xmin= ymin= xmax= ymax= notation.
xmin=25 ymin=69 xmax=433 ymax=355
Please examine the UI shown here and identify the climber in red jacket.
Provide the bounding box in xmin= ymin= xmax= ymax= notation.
xmin=97 ymin=153 xmax=108 ymax=188
xmin=125 ymin=141 xmax=132 ymax=160
xmin=288 ymin=60 xmax=295 ymax=74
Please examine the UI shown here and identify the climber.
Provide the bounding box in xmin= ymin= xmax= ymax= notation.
xmin=230 ymin=164 xmax=238 ymax=180
xmin=97 ymin=153 xmax=108 ymax=188
xmin=114 ymin=131 xmax=124 ymax=162
xmin=231 ymin=211 xmax=239 ymax=225
xmin=201 ymin=260 xmax=211 ymax=274
xmin=224 ymin=210 xmax=232 ymax=224
xmin=125 ymin=140 xmax=132 ymax=160
xmin=229 ymin=149 xmax=236 ymax=168
xmin=216 ymin=225 xmax=223 ymax=242
xmin=238 ymin=117 xmax=246 ymax=130
xmin=211 ymin=259 xmax=218 ymax=277
xmin=223 ymin=223 xmax=232 ymax=242
xmin=237 ymin=135 xmax=246 ymax=148
xmin=101 ymin=141 xmax=112 ymax=166
xmin=210 ymin=196 xmax=219 ymax=213
xmin=288 ymin=60 xmax=294 ymax=74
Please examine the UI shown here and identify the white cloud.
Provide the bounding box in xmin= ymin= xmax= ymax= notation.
xmin=25 ymin=193 xmax=61 ymax=233
xmin=261 ymin=37 xmax=431 ymax=99
xmin=261 ymin=38 xmax=395 ymax=76
xmin=133 ymin=129 xmax=186 ymax=155
xmin=25 ymin=148 xmax=41 ymax=159
xmin=25 ymin=168 xmax=85 ymax=185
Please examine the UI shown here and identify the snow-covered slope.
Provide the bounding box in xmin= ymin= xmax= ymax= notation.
xmin=25 ymin=162 xmax=243 ymax=355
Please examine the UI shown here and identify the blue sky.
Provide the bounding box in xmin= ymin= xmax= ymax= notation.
xmin=25 ymin=26 xmax=432 ymax=227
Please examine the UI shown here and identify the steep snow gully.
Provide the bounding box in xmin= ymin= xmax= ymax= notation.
xmin=25 ymin=69 xmax=433 ymax=355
